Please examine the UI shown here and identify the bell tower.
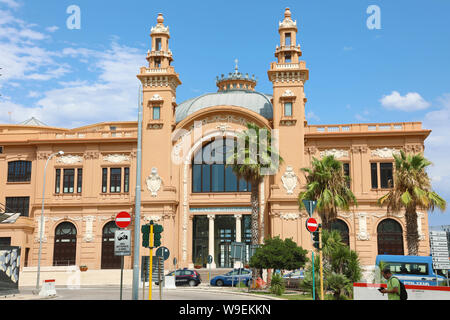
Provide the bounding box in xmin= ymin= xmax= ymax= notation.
xmin=137 ymin=13 xmax=181 ymax=199
xmin=267 ymin=8 xmax=309 ymax=198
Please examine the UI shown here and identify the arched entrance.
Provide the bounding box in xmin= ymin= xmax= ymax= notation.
xmin=377 ymin=219 xmax=404 ymax=255
xmin=53 ymin=222 xmax=77 ymax=266
xmin=330 ymin=219 xmax=350 ymax=247
xmin=101 ymin=221 xmax=122 ymax=269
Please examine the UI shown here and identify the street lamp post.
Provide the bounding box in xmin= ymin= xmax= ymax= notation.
xmin=35 ymin=150 xmax=64 ymax=293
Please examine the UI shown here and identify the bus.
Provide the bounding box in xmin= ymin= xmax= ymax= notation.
xmin=375 ymin=255 xmax=448 ymax=286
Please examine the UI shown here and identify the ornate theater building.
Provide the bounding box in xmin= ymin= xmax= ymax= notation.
xmin=0 ymin=9 xmax=431 ymax=271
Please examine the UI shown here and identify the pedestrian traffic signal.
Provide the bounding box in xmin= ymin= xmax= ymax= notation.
xmin=312 ymin=230 xmax=320 ymax=250
xmin=141 ymin=224 xmax=150 ymax=248
xmin=153 ymin=223 xmax=164 ymax=248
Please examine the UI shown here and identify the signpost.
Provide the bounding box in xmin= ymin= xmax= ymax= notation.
xmin=303 ymin=200 xmax=321 ymax=300
xmin=305 ymin=217 xmax=319 ymax=233
xmin=430 ymin=231 xmax=450 ymax=286
xmin=114 ymin=211 xmax=131 ymax=300
xmin=207 ymin=255 xmax=213 ymax=286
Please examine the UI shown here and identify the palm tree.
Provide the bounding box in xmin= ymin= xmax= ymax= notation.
xmin=298 ymin=155 xmax=357 ymax=229
xmin=227 ymin=122 xmax=283 ymax=245
xmin=378 ymin=150 xmax=446 ymax=255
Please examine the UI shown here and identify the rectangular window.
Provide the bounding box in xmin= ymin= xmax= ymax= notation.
xmin=7 ymin=161 xmax=32 ymax=182
xmin=0 ymin=146 xmax=3 ymax=154
xmin=77 ymin=168 xmax=82 ymax=193
xmin=202 ymin=164 xmax=211 ymax=192
xmin=193 ymin=164 xmax=202 ymax=192
xmin=284 ymin=102 xmax=293 ymax=117
xmin=285 ymin=33 xmax=291 ymax=46
xmin=124 ymin=167 xmax=130 ymax=193
xmin=155 ymin=38 xmax=162 ymax=51
xmin=0 ymin=237 xmax=11 ymax=246
xmin=5 ymin=197 xmax=30 ymax=217
xmin=153 ymin=107 xmax=161 ymax=120
xmin=102 ymin=168 xmax=108 ymax=193
xmin=63 ymin=169 xmax=75 ymax=193
xmin=371 ymin=163 xmax=378 ymax=189
xmin=55 ymin=169 xmax=61 ymax=194
xmin=211 ymin=164 xmax=224 ymax=192
xmin=285 ymin=54 xmax=291 ymax=63
xmin=343 ymin=163 xmax=350 ymax=188
xmin=380 ymin=163 xmax=394 ymax=188
xmin=225 ymin=166 xmax=237 ymax=192
xmin=110 ymin=168 xmax=122 ymax=193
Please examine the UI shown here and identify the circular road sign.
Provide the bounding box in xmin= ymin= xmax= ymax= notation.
xmin=156 ymin=246 xmax=170 ymax=261
xmin=207 ymin=255 xmax=213 ymax=264
xmin=115 ymin=211 xmax=131 ymax=229
xmin=305 ymin=217 xmax=318 ymax=233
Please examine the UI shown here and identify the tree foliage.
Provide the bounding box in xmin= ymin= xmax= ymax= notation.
xmin=249 ymin=236 xmax=308 ymax=271
xmin=298 ymin=155 xmax=357 ymax=228
xmin=378 ymin=150 xmax=446 ymax=255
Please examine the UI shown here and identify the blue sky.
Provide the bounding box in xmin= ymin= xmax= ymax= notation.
xmin=0 ymin=0 xmax=449 ymax=226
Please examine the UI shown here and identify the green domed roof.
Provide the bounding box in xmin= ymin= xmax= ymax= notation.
xmin=175 ymin=90 xmax=273 ymax=123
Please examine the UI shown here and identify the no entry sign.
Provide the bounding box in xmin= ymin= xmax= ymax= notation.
xmin=306 ymin=217 xmax=318 ymax=233
xmin=115 ymin=211 xmax=131 ymax=229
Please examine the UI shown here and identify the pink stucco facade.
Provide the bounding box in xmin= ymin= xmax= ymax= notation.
xmin=0 ymin=9 xmax=431 ymax=271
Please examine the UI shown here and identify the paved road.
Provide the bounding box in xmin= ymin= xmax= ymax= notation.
xmin=16 ymin=286 xmax=273 ymax=300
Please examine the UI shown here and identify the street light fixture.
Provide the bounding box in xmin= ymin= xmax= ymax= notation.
xmin=35 ymin=150 xmax=64 ymax=293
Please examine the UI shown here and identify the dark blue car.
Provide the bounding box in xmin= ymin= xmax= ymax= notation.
xmin=210 ymin=268 xmax=252 ymax=287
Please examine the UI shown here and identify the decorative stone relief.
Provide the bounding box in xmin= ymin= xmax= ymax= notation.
xmin=404 ymin=144 xmax=423 ymax=154
xmin=280 ymin=213 xmax=301 ymax=220
xmin=338 ymin=211 xmax=353 ymax=221
xmin=146 ymin=168 xmax=162 ymax=197
xmin=103 ymin=154 xmax=130 ymax=163
xmin=143 ymin=215 xmax=162 ymax=223
xmin=371 ymin=147 xmax=401 ymax=159
xmin=282 ymin=89 xmax=295 ymax=97
xmin=57 ymin=155 xmax=83 ymax=165
xmin=150 ymin=94 xmax=163 ymax=101
xmin=304 ymin=146 xmax=318 ymax=155
xmin=356 ymin=212 xmax=370 ymax=241
xmin=319 ymin=149 xmax=349 ymax=159
xmin=84 ymin=151 xmax=99 ymax=160
xmin=216 ymin=123 xmax=231 ymax=134
xmin=281 ymin=166 xmax=298 ymax=195
xmin=83 ymin=216 xmax=95 ymax=242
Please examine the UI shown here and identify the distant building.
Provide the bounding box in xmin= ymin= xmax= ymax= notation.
xmin=0 ymin=9 xmax=432 ymax=270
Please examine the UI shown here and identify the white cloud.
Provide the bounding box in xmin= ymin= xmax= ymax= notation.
xmin=306 ymin=111 xmax=320 ymax=121
xmin=0 ymin=0 xmax=21 ymax=9
xmin=45 ymin=26 xmax=59 ymax=33
xmin=380 ymin=91 xmax=431 ymax=111
xmin=423 ymin=94 xmax=450 ymax=208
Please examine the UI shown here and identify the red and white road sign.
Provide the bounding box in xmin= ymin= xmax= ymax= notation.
xmin=306 ymin=217 xmax=318 ymax=233
xmin=115 ymin=211 xmax=131 ymax=229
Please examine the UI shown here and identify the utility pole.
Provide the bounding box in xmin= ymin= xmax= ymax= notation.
xmin=132 ymin=85 xmax=143 ymax=300
xmin=319 ymin=224 xmax=324 ymax=300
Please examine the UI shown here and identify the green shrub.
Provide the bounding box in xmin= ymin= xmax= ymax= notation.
xmin=270 ymin=273 xmax=286 ymax=296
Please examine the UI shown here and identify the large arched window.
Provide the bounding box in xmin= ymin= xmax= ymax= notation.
xmin=377 ymin=219 xmax=404 ymax=255
xmin=330 ymin=219 xmax=350 ymax=247
xmin=192 ymin=139 xmax=251 ymax=193
xmin=53 ymin=222 xmax=77 ymax=266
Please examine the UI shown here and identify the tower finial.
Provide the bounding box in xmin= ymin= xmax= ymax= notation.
xmin=234 ymin=58 xmax=239 ymax=73
xmin=157 ymin=13 xmax=164 ymax=24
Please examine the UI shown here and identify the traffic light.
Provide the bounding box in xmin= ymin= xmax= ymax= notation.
xmin=312 ymin=230 xmax=320 ymax=250
xmin=141 ymin=224 xmax=150 ymax=248
xmin=153 ymin=223 xmax=164 ymax=248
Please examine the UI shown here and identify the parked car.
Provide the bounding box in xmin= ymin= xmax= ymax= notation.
xmin=210 ymin=268 xmax=252 ymax=287
xmin=375 ymin=255 xmax=448 ymax=286
xmin=159 ymin=268 xmax=201 ymax=287
xmin=283 ymin=269 xmax=305 ymax=289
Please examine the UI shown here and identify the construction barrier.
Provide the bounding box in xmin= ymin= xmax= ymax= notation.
xmin=164 ymin=276 xmax=176 ymax=289
xmin=353 ymin=282 xmax=450 ymax=300
xmin=39 ymin=279 xmax=57 ymax=297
